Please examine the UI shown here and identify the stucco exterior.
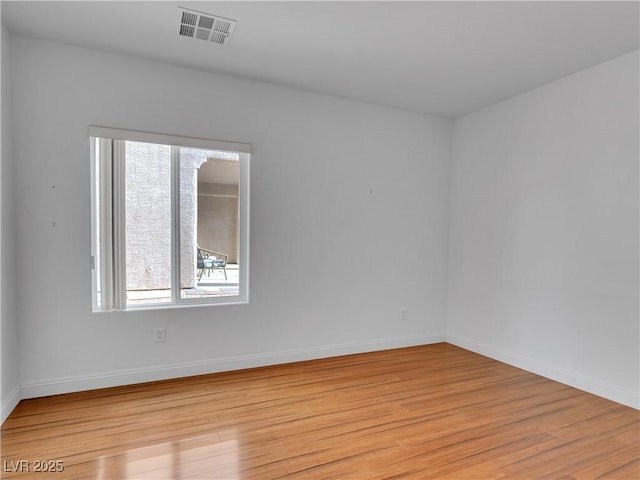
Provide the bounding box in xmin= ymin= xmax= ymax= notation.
xmin=125 ymin=142 xmax=210 ymax=291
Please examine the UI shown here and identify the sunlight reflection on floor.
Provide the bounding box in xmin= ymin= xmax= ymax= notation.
xmin=97 ymin=433 xmax=240 ymax=479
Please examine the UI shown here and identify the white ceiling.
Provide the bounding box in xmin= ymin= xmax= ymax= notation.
xmin=2 ymin=1 xmax=638 ymax=118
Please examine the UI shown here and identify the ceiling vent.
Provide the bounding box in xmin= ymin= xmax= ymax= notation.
xmin=178 ymin=7 xmax=237 ymax=46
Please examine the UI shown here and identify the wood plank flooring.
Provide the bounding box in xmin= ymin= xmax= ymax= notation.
xmin=1 ymin=343 xmax=638 ymax=479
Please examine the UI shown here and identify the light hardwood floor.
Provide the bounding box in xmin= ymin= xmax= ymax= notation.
xmin=1 ymin=343 xmax=638 ymax=479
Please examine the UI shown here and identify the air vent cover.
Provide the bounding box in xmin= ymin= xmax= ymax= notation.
xmin=178 ymin=7 xmax=237 ymax=45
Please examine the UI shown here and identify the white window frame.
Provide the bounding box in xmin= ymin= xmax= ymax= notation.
xmin=89 ymin=126 xmax=250 ymax=312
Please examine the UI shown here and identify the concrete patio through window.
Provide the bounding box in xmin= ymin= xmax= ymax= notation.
xmin=125 ymin=264 xmax=240 ymax=306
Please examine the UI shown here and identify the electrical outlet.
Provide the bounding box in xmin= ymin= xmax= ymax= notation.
xmin=401 ymin=309 xmax=409 ymax=321
xmin=154 ymin=327 xmax=167 ymax=343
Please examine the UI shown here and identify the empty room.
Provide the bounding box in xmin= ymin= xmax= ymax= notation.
xmin=1 ymin=1 xmax=638 ymax=479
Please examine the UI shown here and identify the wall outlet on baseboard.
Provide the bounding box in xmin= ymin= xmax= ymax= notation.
xmin=154 ymin=327 xmax=167 ymax=343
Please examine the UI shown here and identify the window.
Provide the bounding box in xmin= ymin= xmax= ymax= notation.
xmin=90 ymin=127 xmax=250 ymax=311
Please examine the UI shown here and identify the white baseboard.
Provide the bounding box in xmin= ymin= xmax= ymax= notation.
xmin=20 ymin=333 xmax=446 ymax=400
xmin=1 ymin=385 xmax=21 ymax=425
xmin=447 ymin=333 xmax=639 ymax=410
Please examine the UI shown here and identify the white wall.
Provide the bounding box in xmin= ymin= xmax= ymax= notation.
xmin=1 ymin=25 xmax=20 ymax=422
xmin=9 ymin=35 xmax=451 ymax=398
xmin=447 ymin=51 xmax=640 ymax=408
